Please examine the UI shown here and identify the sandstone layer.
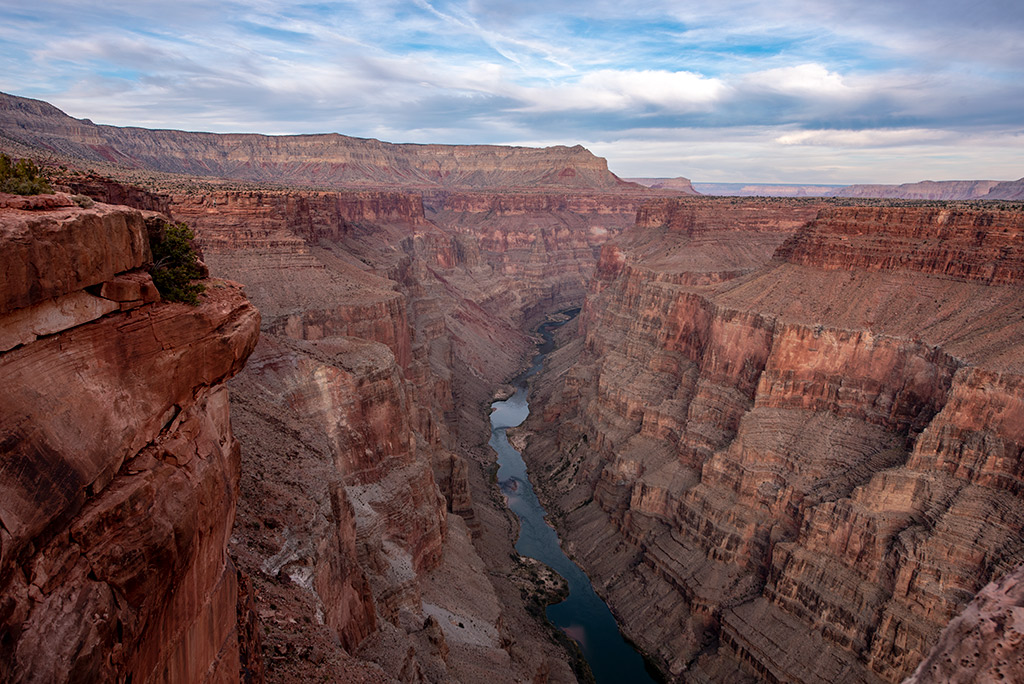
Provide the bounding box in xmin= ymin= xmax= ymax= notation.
xmin=522 ymin=198 xmax=1024 ymax=683
xmin=0 ymin=195 xmax=261 ymax=683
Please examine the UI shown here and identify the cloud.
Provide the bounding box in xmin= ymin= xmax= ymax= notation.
xmin=0 ymin=0 xmax=1021 ymax=182
xmin=775 ymin=128 xmax=952 ymax=148
xmin=743 ymin=64 xmax=849 ymax=97
xmin=518 ymin=69 xmax=726 ymax=113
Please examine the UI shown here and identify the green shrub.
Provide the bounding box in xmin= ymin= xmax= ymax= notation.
xmin=148 ymin=219 xmax=206 ymax=305
xmin=0 ymin=154 xmax=52 ymax=195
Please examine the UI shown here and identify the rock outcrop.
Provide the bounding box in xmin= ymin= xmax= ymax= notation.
xmin=905 ymin=562 xmax=1024 ymax=684
xmin=0 ymin=194 xmax=260 ymax=683
xmin=523 ymin=199 xmax=1024 ymax=682
xmin=985 ymin=178 xmax=1024 ymax=201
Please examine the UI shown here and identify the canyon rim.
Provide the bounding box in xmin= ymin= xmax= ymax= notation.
xmin=1 ymin=88 xmax=1023 ymax=684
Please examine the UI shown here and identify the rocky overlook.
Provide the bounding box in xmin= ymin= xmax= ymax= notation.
xmin=0 ymin=193 xmax=260 ymax=683
xmin=521 ymin=197 xmax=1024 ymax=682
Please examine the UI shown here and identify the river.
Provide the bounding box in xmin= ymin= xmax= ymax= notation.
xmin=488 ymin=311 xmax=658 ymax=684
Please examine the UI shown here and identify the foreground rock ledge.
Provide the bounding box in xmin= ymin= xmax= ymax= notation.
xmin=0 ymin=196 xmax=260 ymax=683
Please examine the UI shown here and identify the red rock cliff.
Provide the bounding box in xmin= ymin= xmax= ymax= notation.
xmin=0 ymin=194 xmax=260 ymax=683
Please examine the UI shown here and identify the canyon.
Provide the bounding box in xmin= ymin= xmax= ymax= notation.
xmin=1 ymin=90 xmax=1023 ymax=683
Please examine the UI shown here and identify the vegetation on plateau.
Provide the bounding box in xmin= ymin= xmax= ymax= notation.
xmin=146 ymin=218 xmax=206 ymax=305
xmin=0 ymin=154 xmax=52 ymax=195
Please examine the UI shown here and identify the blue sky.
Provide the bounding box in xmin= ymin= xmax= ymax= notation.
xmin=1 ymin=0 xmax=1022 ymax=183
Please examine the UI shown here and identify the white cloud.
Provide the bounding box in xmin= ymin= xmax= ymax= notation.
xmin=1 ymin=0 xmax=1022 ymax=184
xmin=775 ymin=128 xmax=952 ymax=147
xmin=518 ymin=69 xmax=726 ymax=112
xmin=743 ymin=63 xmax=848 ymax=96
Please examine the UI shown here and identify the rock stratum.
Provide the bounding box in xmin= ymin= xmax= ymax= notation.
xmin=0 ymin=193 xmax=261 ymax=682
xmin=0 ymin=92 xmax=637 ymax=191
xmin=522 ymin=197 xmax=1024 ymax=682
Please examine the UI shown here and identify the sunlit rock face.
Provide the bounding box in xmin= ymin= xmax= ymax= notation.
xmin=523 ymin=199 xmax=1024 ymax=683
xmin=0 ymin=195 xmax=260 ymax=683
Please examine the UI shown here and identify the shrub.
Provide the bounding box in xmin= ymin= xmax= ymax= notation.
xmin=148 ymin=219 xmax=206 ymax=305
xmin=0 ymin=153 xmax=53 ymax=195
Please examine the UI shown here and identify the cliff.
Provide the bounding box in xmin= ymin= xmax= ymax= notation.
xmin=0 ymin=91 xmax=637 ymax=191
xmin=0 ymin=194 xmax=260 ymax=682
xmin=522 ymin=200 xmax=1024 ymax=682
xmin=985 ymin=178 xmax=1024 ymax=201
xmin=775 ymin=205 xmax=1024 ymax=284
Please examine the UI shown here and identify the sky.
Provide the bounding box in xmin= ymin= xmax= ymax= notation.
xmin=1 ymin=0 xmax=1022 ymax=183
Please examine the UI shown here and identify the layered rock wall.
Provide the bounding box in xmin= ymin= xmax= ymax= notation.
xmin=776 ymin=205 xmax=1024 ymax=283
xmin=0 ymin=195 xmax=260 ymax=683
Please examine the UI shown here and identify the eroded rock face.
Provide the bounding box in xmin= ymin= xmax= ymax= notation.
xmin=0 ymin=198 xmax=260 ymax=683
xmin=524 ymin=200 xmax=1024 ymax=683
xmin=828 ymin=180 xmax=1003 ymax=200
xmin=776 ymin=205 xmax=1024 ymax=284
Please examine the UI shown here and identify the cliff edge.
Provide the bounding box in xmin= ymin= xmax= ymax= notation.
xmin=0 ymin=193 xmax=261 ymax=683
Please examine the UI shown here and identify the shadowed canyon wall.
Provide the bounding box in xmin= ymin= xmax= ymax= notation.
xmin=0 ymin=193 xmax=260 ymax=682
xmin=521 ymin=198 xmax=1024 ymax=683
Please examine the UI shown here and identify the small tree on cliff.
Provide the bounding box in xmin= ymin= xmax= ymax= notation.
xmin=0 ymin=153 xmax=52 ymax=195
xmin=147 ymin=219 xmax=206 ymax=305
